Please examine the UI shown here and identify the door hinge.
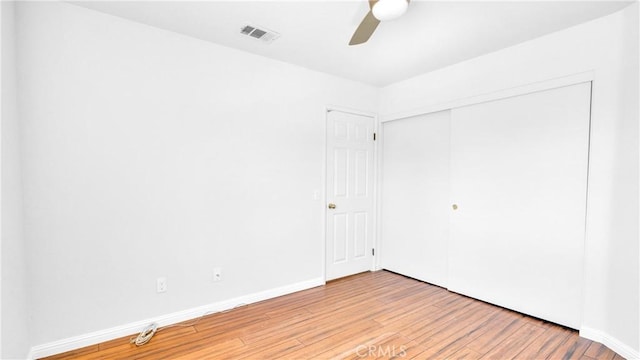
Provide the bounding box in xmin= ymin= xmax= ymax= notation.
xmin=372 ymin=248 xmax=375 ymax=256
xmin=373 ymin=132 xmax=377 ymax=141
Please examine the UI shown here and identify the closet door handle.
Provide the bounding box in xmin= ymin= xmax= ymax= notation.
xmin=452 ymin=204 xmax=458 ymax=210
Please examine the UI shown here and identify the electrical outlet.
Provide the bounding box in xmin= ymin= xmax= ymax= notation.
xmin=156 ymin=277 xmax=167 ymax=293
xmin=213 ymin=268 xmax=222 ymax=282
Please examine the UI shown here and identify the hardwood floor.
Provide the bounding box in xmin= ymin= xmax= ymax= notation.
xmin=42 ymin=271 xmax=623 ymax=360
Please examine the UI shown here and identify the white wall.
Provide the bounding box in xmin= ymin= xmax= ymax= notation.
xmin=16 ymin=1 xmax=377 ymax=347
xmin=379 ymin=3 xmax=639 ymax=357
xmin=1 ymin=1 xmax=31 ymax=358
xmin=9 ymin=0 xmax=638 ymax=356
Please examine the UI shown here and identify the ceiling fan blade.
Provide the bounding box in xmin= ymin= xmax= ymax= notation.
xmin=349 ymin=10 xmax=380 ymax=46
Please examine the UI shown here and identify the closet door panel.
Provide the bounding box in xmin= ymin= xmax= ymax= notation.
xmin=380 ymin=111 xmax=450 ymax=286
xmin=448 ymin=83 xmax=591 ymax=329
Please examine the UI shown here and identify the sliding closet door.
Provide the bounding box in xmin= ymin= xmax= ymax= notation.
xmin=448 ymin=83 xmax=591 ymax=329
xmin=381 ymin=111 xmax=450 ymax=287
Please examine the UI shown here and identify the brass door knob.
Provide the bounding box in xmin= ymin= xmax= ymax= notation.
xmin=452 ymin=204 xmax=458 ymax=210
xmin=328 ymin=203 xmax=337 ymax=209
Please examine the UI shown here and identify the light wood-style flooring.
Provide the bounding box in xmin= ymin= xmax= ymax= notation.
xmin=43 ymin=271 xmax=623 ymax=359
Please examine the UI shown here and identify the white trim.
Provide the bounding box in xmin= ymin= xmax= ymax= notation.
xmin=0 ymin=2 xmax=4 ymax=357
xmin=27 ymin=277 xmax=325 ymax=360
xmin=325 ymin=104 xmax=377 ymax=119
xmin=321 ymin=106 xmax=328 ymax=281
xmin=380 ymin=71 xmax=595 ymax=123
xmin=580 ymin=327 xmax=640 ymax=360
xmin=374 ymin=119 xmax=385 ymax=271
xmin=371 ymin=112 xmax=379 ymax=272
xmin=372 ymin=114 xmax=380 ymax=271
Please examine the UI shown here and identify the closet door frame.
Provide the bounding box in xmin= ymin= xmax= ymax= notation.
xmin=378 ymin=72 xmax=594 ymax=124
xmin=377 ymin=72 xmax=594 ymax=328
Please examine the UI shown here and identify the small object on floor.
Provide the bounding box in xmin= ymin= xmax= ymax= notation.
xmin=130 ymin=323 xmax=158 ymax=346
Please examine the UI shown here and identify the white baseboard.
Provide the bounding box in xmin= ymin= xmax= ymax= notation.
xmin=27 ymin=277 xmax=325 ymax=359
xmin=580 ymin=326 xmax=640 ymax=360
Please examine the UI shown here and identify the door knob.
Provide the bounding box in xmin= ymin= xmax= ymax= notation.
xmin=452 ymin=204 xmax=458 ymax=210
xmin=328 ymin=203 xmax=337 ymax=209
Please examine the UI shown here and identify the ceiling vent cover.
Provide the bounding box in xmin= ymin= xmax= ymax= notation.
xmin=240 ymin=24 xmax=280 ymax=43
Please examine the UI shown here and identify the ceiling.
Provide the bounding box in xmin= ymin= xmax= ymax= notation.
xmin=71 ymin=0 xmax=633 ymax=86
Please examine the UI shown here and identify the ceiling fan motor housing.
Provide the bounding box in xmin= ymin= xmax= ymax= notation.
xmin=372 ymin=0 xmax=409 ymax=21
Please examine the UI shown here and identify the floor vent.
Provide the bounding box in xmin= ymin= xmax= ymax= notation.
xmin=240 ymin=24 xmax=280 ymax=43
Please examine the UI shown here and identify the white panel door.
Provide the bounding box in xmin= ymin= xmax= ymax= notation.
xmin=380 ymin=111 xmax=450 ymax=287
xmin=326 ymin=110 xmax=375 ymax=280
xmin=449 ymin=82 xmax=591 ymax=329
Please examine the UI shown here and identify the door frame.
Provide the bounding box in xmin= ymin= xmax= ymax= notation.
xmin=322 ymin=105 xmax=379 ymax=281
xmin=378 ymin=71 xmax=594 ymax=124
xmin=375 ymin=73 xmax=595 ymax=334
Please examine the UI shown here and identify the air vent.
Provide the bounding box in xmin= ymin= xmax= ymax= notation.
xmin=240 ymin=24 xmax=280 ymax=43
